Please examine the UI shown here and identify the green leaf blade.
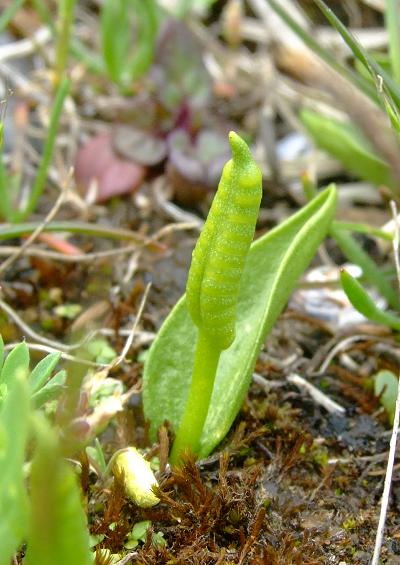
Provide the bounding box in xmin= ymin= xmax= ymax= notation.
xmin=340 ymin=269 xmax=400 ymax=330
xmin=143 ymin=185 xmax=337 ymax=457
xmin=0 ymin=373 xmax=30 ymax=565
xmin=300 ymin=108 xmax=394 ymax=187
xmin=32 ymin=370 xmax=67 ymax=408
xmin=0 ymin=342 xmax=29 ymax=386
xmin=313 ymin=0 xmax=400 ymax=108
xmin=29 ymin=352 xmax=61 ymax=393
xmin=24 ymin=417 xmax=92 ymax=565
xmin=374 ymin=370 xmax=398 ymax=424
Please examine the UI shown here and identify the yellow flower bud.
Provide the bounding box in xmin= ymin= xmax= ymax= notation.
xmin=112 ymin=448 xmax=159 ymax=508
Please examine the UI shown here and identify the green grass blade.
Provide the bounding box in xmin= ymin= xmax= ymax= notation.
xmin=267 ymin=0 xmax=378 ymax=102
xmin=54 ymin=0 xmax=77 ymax=85
xmin=101 ymin=0 xmax=158 ymax=87
xmin=300 ymin=108 xmax=395 ymax=187
xmin=0 ymin=220 xmax=145 ymax=242
xmin=0 ymin=147 xmax=13 ymax=221
xmin=330 ymin=223 xmax=400 ymax=309
xmin=313 ymin=0 xmax=400 ymax=109
xmin=333 ymin=221 xmax=393 ymax=242
xmin=15 ymin=78 xmax=70 ymax=221
xmin=375 ymin=370 xmax=398 ymax=424
xmin=0 ymin=0 xmax=25 ymax=33
xmin=340 ymin=269 xmax=400 ymax=329
xmin=386 ymin=0 xmax=400 ymax=84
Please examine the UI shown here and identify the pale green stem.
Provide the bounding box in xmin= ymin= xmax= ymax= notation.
xmin=386 ymin=0 xmax=400 ymax=85
xmin=15 ymin=77 xmax=70 ymax=222
xmin=170 ymin=330 xmax=221 ymax=465
xmin=54 ymin=0 xmax=77 ymax=86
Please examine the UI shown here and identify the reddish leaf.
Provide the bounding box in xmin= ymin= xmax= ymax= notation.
xmin=74 ymin=133 xmax=146 ymax=202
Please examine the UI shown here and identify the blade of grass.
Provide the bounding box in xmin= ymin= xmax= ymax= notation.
xmin=385 ymin=0 xmax=400 ymax=84
xmin=0 ymin=220 xmax=147 ymax=242
xmin=14 ymin=78 xmax=70 ymax=221
xmin=340 ymin=269 xmax=400 ymax=329
xmin=267 ymin=0 xmax=378 ymax=102
xmin=333 ymin=221 xmax=394 ymax=242
xmin=32 ymin=0 xmax=104 ymax=75
xmin=54 ymin=0 xmax=77 ymax=86
xmin=0 ymin=149 xmax=13 ymax=221
xmin=330 ymin=223 xmax=400 ymax=309
xmin=313 ymin=0 xmax=400 ymax=109
xmin=0 ymin=0 xmax=25 ymax=33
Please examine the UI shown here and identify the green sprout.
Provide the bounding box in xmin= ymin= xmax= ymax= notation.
xmin=143 ymin=133 xmax=337 ymax=464
xmin=170 ymin=132 xmax=262 ymax=463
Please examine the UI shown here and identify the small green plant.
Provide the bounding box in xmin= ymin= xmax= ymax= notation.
xmin=267 ymin=0 xmax=400 ymax=318
xmin=374 ymin=370 xmax=399 ymax=425
xmin=170 ymin=132 xmax=263 ymax=462
xmin=0 ymin=338 xmax=92 ymax=565
xmin=101 ymin=0 xmax=158 ymax=89
xmin=0 ymin=78 xmax=69 ymax=222
xmin=143 ymin=132 xmax=337 ymax=463
xmin=340 ymin=271 xmax=400 ymax=425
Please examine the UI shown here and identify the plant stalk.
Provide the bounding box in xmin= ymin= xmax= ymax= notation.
xmin=170 ymin=330 xmax=221 ymax=465
xmin=14 ymin=77 xmax=70 ymax=222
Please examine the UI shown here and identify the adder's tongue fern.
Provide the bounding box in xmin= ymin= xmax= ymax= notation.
xmin=170 ymin=132 xmax=262 ymax=464
xmin=186 ymin=131 xmax=262 ymax=350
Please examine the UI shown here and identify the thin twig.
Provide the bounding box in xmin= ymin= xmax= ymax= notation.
xmin=3 ymin=342 xmax=107 ymax=368
xmin=0 ymin=296 xmax=103 ymax=352
xmin=0 ymin=27 xmax=52 ymax=62
xmin=109 ymin=283 xmax=151 ymax=370
xmin=317 ymin=334 xmax=373 ymax=374
xmin=0 ymin=244 xmax=140 ymax=262
xmin=287 ymin=373 xmax=346 ymax=414
xmin=371 ymin=202 xmax=400 ymax=564
xmin=115 ymin=552 xmax=138 ymax=565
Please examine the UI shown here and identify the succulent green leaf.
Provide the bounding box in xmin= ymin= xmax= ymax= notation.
xmin=31 ymin=370 xmax=67 ymax=408
xmin=374 ymin=370 xmax=399 ymax=425
xmin=24 ymin=416 xmax=92 ymax=565
xmin=0 ymin=373 xmax=30 ymax=565
xmin=29 ymin=352 xmax=61 ymax=393
xmin=143 ymin=185 xmax=337 ymax=457
xmin=0 ymin=342 xmax=29 ymax=387
xmin=300 ymin=108 xmax=394 ymax=188
xmin=340 ymin=270 xmax=400 ymax=330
